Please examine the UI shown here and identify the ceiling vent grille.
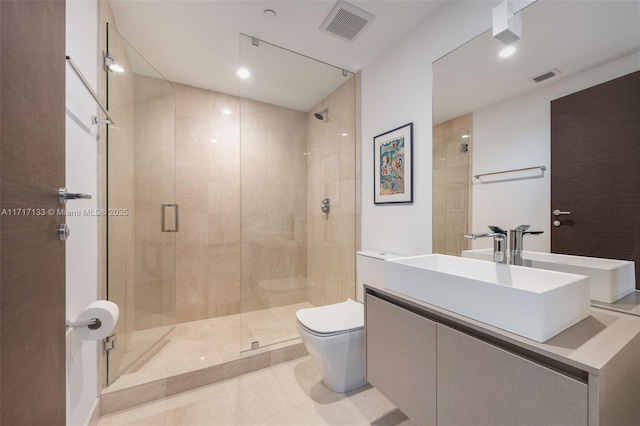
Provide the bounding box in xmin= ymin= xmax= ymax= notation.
xmin=320 ymin=0 xmax=375 ymax=42
xmin=529 ymin=68 xmax=562 ymax=84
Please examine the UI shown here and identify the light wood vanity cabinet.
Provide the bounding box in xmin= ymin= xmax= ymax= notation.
xmin=365 ymin=289 xmax=640 ymax=426
xmin=437 ymin=324 xmax=588 ymax=426
xmin=365 ymin=295 xmax=437 ymax=425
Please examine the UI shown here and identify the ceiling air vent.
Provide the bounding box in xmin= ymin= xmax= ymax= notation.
xmin=320 ymin=0 xmax=375 ymax=42
xmin=529 ymin=68 xmax=562 ymax=84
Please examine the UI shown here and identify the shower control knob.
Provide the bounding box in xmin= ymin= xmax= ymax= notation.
xmin=321 ymin=198 xmax=330 ymax=214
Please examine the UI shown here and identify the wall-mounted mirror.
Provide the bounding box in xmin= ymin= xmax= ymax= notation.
xmin=432 ymin=1 xmax=640 ymax=277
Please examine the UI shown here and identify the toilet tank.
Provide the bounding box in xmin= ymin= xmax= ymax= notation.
xmin=356 ymin=251 xmax=401 ymax=303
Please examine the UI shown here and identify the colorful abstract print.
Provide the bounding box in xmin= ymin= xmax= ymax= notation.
xmin=379 ymin=136 xmax=405 ymax=195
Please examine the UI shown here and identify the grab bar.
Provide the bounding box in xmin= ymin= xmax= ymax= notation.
xmin=474 ymin=165 xmax=546 ymax=180
xmin=65 ymin=55 xmax=115 ymax=125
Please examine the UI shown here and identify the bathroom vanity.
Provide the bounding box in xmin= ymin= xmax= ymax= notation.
xmin=364 ymin=284 xmax=640 ymax=426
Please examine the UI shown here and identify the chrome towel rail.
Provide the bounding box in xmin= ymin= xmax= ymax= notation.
xmin=474 ymin=165 xmax=546 ymax=180
xmin=65 ymin=55 xmax=115 ymax=125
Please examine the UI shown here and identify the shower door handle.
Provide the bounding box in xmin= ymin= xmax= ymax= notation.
xmin=161 ymin=204 xmax=179 ymax=232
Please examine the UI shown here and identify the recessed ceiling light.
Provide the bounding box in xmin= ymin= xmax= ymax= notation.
xmin=341 ymin=133 xmax=349 ymax=136
xmin=237 ymin=68 xmax=250 ymax=79
xmin=211 ymin=139 xmax=218 ymax=143
xmin=499 ymin=46 xmax=516 ymax=58
xmin=461 ymin=134 xmax=470 ymax=139
xmin=222 ymin=108 xmax=231 ymax=115
xmin=263 ymin=9 xmax=277 ymax=20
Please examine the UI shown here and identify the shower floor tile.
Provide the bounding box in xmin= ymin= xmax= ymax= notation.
xmin=98 ymin=356 xmax=416 ymax=426
xmin=107 ymin=302 xmax=313 ymax=392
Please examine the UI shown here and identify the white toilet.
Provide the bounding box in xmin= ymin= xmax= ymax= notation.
xmin=296 ymin=251 xmax=400 ymax=393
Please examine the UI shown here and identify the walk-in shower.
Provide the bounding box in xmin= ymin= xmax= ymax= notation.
xmin=105 ymin=27 xmax=357 ymax=390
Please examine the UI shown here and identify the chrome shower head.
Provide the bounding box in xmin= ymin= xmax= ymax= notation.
xmin=314 ymin=108 xmax=329 ymax=121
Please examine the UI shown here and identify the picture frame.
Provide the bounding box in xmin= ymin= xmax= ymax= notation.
xmin=374 ymin=122 xmax=413 ymax=204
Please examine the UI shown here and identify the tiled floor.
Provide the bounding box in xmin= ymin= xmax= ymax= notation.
xmin=107 ymin=303 xmax=313 ymax=392
xmin=98 ymin=356 xmax=413 ymax=426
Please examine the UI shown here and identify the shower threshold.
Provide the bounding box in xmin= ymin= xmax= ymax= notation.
xmin=100 ymin=302 xmax=311 ymax=415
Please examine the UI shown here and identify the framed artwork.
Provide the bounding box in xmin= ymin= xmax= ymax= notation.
xmin=374 ymin=122 xmax=413 ymax=204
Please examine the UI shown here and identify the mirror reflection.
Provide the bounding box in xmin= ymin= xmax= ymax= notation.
xmin=432 ymin=0 xmax=640 ymax=282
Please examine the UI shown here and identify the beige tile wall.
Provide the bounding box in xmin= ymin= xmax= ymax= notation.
xmin=432 ymin=113 xmax=472 ymax=256
xmin=114 ymin=71 xmax=356 ymax=329
xmin=172 ymin=83 xmax=241 ymax=322
xmin=239 ymin=99 xmax=309 ymax=313
xmin=306 ymin=77 xmax=357 ymax=306
xmin=136 ymin=80 xmax=312 ymax=324
xmin=169 ymin=78 xmax=356 ymax=321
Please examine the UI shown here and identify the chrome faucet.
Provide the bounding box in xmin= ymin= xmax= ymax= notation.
xmin=509 ymin=225 xmax=543 ymax=266
xmin=464 ymin=226 xmax=508 ymax=264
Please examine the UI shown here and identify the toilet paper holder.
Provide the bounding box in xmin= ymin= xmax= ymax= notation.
xmin=66 ymin=318 xmax=102 ymax=330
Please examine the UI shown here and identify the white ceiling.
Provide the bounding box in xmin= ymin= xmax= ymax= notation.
xmin=433 ymin=1 xmax=640 ymax=124
xmin=109 ymin=0 xmax=445 ymax=112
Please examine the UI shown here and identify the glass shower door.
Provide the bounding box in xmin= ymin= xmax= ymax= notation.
xmin=106 ymin=24 xmax=176 ymax=385
xmin=238 ymin=34 xmax=356 ymax=352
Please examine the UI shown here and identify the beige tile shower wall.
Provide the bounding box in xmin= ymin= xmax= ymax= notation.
xmin=141 ymin=78 xmax=354 ymax=322
xmin=432 ymin=113 xmax=472 ymax=256
xmin=173 ymin=83 xmax=241 ymax=323
xmin=240 ymin=99 xmax=308 ymax=313
xmin=133 ymin=74 xmax=176 ymax=331
xmin=105 ymin=29 xmax=135 ymax=378
xmin=306 ymin=77 xmax=357 ymax=307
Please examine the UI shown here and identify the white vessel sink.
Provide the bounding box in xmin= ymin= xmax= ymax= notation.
xmin=384 ymin=254 xmax=590 ymax=342
xmin=462 ymin=249 xmax=635 ymax=304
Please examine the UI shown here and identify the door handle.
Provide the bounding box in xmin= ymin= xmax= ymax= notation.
xmin=161 ymin=204 xmax=179 ymax=232
xmin=553 ymin=210 xmax=570 ymax=227
xmin=58 ymin=187 xmax=92 ymax=205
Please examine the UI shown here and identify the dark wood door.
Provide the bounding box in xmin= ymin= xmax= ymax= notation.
xmin=551 ymin=70 xmax=640 ymax=287
xmin=1 ymin=1 xmax=66 ymax=424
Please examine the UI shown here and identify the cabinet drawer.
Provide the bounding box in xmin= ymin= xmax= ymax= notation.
xmin=437 ymin=324 xmax=588 ymax=426
xmin=366 ymin=294 xmax=437 ymax=425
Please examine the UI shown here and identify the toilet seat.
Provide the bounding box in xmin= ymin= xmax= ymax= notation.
xmin=296 ymin=299 xmax=363 ymax=336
